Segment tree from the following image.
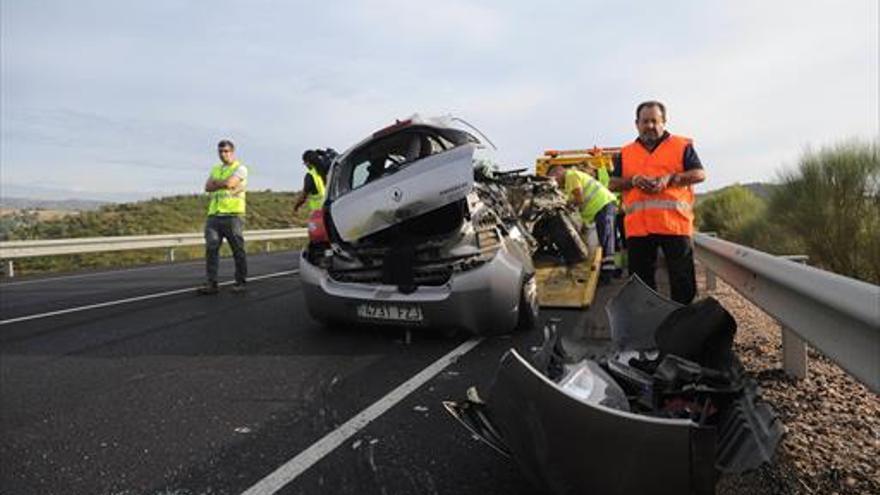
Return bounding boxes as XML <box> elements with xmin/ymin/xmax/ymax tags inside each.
<box><xmin>696</xmin><ymin>184</ymin><xmax>766</xmax><ymax>243</ymax></box>
<box><xmin>767</xmin><ymin>141</ymin><xmax>879</xmax><ymax>283</ymax></box>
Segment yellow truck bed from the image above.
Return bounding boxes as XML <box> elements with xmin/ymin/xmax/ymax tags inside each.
<box><xmin>535</xmin><ymin>246</ymin><xmax>602</xmax><ymax>308</ymax></box>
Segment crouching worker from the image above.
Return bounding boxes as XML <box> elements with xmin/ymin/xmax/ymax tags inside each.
<box><xmin>548</xmin><ymin>165</ymin><xmax>618</xmax><ymax>281</ymax></box>
<box><xmin>294</xmin><ymin>149</ymin><xmax>330</xmax><ymax>214</ymax></box>
<box><xmin>199</xmin><ymin>139</ymin><xmax>248</xmax><ymax>295</ymax></box>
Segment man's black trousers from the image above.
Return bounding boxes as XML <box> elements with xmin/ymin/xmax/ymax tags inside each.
<box><xmin>627</xmin><ymin>234</ymin><xmax>696</xmax><ymax>304</ymax></box>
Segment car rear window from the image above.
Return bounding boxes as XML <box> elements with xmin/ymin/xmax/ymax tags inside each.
<box><xmin>334</xmin><ymin>127</ymin><xmax>475</xmax><ymax>195</ymax></box>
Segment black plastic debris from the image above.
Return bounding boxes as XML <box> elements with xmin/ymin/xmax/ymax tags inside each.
<box><xmin>531</xmin><ymin>210</ymin><xmax>590</xmax><ymax>265</ymax></box>
<box><xmin>606</xmin><ymin>275</ymin><xmax>683</xmax><ymax>351</ymax></box>
<box><xmin>655</xmin><ymin>297</ymin><xmax>738</xmax><ymax>370</ymax></box>
<box><xmin>444</xmin><ymin>276</ymin><xmax>784</xmax><ymax>495</ymax></box>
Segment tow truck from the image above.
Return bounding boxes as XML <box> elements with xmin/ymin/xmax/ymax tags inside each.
<box><xmin>532</xmin><ymin>146</ymin><xmax>620</xmax><ymax>309</ymax></box>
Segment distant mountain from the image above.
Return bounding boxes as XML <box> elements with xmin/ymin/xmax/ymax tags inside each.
<box><xmin>0</xmin><ymin>197</ymin><xmax>110</xmax><ymax>211</ymax></box>
<box><xmin>0</xmin><ymin>183</ymin><xmax>180</xmax><ymax>204</ymax></box>
<box><xmin>697</xmin><ymin>182</ymin><xmax>778</xmax><ymax>204</ymax></box>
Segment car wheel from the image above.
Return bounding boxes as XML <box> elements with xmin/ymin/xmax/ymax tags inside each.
<box><xmin>517</xmin><ymin>275</ymin><xmax>539</xmax><ymax>331</ymax></box>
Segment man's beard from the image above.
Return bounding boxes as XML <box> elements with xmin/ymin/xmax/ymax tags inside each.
<box><xmin>640</xmin><ymin>134</ymin><xmax>660</xmax><ymax>146</ymax></box>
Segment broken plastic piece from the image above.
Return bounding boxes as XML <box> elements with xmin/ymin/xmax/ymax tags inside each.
<box><xmin>605</xmin><ymin>275</ymin><xmax>683</xmax><ymax>351</ymax></box>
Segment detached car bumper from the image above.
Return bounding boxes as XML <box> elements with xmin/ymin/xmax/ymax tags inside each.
<box><xmin>299</xmin><ymin>246</ymin><xmax>526</xmax><ymax>335</ymax></box>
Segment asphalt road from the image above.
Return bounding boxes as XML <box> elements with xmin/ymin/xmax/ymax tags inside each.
<box><xmin>0</xmin><ymin>252</ymin><xmax>596</xmax><ymax>495</ymax></box>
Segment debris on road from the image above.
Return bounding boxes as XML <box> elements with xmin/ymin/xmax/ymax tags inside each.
<box><xmin>445</xmin><ymin>276</ymin><xmax>784</xmax><ymax>495</ymax></box>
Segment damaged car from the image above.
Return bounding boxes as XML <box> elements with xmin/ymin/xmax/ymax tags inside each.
<box><xmin>444</xmin><ymin>276</ymin><xmax>784</xmax><ymax>495</ymax></box>
<box><xmin>300</xmin><ymin>115</ymin><xmax>580</xmax><ymax>335</ymax></box>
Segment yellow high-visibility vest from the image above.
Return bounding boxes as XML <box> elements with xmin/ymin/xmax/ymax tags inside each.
<box><xmin>207</xmin><ymin>161</ymin><xmax>247</xmax><ymax>216</ymax></box>
<box><xmin>306</xmin><ymin>166</ymin><xmax>326</xmax><ymax>213</ymax></box>
<box><xmin>597</xmin><ymin>166</ymin><xmax>621</xmax><ymax>206</ymax></box>
<box><xmin>564</xmin><ymin>169</ymin><xmax>616</xmax><ymax>222</ymax></box>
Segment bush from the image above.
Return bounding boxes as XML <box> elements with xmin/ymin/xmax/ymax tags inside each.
<box><xmin>767</xmin><ymin>141</ymin><xmax>879</xmax><ymax>283</ymax></box>
<box><xmin>696</xmin><ymin>185</ymin><xmax>766</xmax><ymax>243</ymax></box>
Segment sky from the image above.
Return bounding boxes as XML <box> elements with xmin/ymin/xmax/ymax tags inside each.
<box><xmin>1</xmin><ymin>0</ymin><xmax>877</xmax><ymax>201</ymax></box>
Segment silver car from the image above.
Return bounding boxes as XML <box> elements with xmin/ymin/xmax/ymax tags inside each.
<box><xmin>299</xmin><ymin>115</ymin><xmax>540</xmax><ymax>335</ymax></box>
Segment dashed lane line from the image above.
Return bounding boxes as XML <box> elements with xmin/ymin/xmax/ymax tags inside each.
<box><xmin>240</xmin><ymin>337</ymin><xmax>484</xmax><ymax>495</ymax></box>
<box><xmin>0</xmin><ymin>269</ymin><xmax>299</xmax><ymax>326</ymax></box>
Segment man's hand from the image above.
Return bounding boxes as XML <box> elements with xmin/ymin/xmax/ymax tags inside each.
<box><xmin>293</xmin><ymin>193</ymin><xmax>306</xmax><ymax>213</ymax></box>
<box><xmin>649</xmin><ymin>174</ymin><xmax>672</xmax><ymax>193</ymax></box>
<box><xmin>632</xmin><ymin>175</ymin><xmax>654</xmax><ymax>191</ymax></box>
<box><xmin>569</xmin><ymin>187</ymin><xmax>585</xmax><ymax>208</ymax></box>
<box><xmin>205</xmin><ymin>178</ymin><xmax>224</xmax><ymax>192</ymax></box>
<box><xmin>633</xmin><ymin>174</ymin><xmax>673</xmax><ymax>193</ymax></box>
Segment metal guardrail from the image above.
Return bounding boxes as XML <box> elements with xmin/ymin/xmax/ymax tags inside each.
<box><xmin>694</xmin><ymin>233</ymin><xmax>880</xmax><ymax>394</ymax></box>
<box><xmin>0</xmin><ymin>228</ymin><xmax>308</xmax><ymax>277</ymax></box>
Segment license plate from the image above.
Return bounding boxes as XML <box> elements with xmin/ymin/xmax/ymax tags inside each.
<box><xmin>356</xmin><ymin>303</ymin><xmax>424</xmax><ymax>323</ymax></box>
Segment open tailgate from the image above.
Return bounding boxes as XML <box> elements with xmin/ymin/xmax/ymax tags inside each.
<box><xmin>331</xmin><ymin>144</ymin><xmax>475</xmax><ymax>243</ymax></box>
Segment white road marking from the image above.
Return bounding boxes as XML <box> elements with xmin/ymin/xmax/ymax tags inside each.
<box><xmin>240</xmin><ymin>338</ymin><xmax>484</xmax><ymax>495</ymax></box>
<box><xmin>0</xmin><ymin>252</ymin><xmax>295</xmax><ymax>287</ymax></box>
<box><xmin>0</xmin><ymin>260</ymin><xmax>205</xmax><ymax>287</ymax></box>
<box><xmin>0</xmin><ymin>269</ymin><xmax>299</xmax><ymax>326</ymax></box>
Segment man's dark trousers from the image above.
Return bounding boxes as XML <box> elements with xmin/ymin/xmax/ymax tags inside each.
<box><xmin>205</xmin><ymin>215</ymin><xmax>247</xmax><ymax>284</ymax></box>
<box><xmin>627</xmin><ymin>234</ymin><xmax>696</xmax><ymax>304</ymax></box>
<box><xmin>593</xmin><ymin>202</ymin><xmax>617</xmax><ymax>271</ymax></box>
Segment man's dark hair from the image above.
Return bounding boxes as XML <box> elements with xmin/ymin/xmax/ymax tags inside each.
<box><xmin>217</xmin><ymin>139</ymin><xmax>235</xmax><ymax>150</ymax></box>
<box><xmin>635</xmin><ymin>101</ymin><xmax>667</xmax><ymax>121</ymax></box>
<box><xmin>302</xmin><ymin>149</ymin><xmax>320</xmax><ymax>166</ymax></box>
<box><xmin>547</xmin><ymin>164</ymin><xmax>566</xmax><ymax>176</ymax></box>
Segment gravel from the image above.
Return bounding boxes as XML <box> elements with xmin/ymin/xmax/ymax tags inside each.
<box><xmin>706</xmin><ymin>276</ymin><xmax>880</xmax><ymax>495</ymax></box>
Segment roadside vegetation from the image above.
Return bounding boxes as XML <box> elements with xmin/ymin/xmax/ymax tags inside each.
<box><xmin>696</xmin><ymin>140</ymin><xmax>880</xmax><ymax>284</ymax></box>
<box><xmin>1</xmin><ymin>191</ymin><xmax>309</xmax><ymax>276</ymax></box>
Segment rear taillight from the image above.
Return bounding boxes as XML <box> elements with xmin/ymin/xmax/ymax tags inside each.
<box><xmin>307</xmin><ymin>208</ymin><xmax>329</xmax><ymax>244</ymax></box>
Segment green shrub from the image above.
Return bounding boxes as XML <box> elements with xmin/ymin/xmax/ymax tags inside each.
<box><xmin>768</xmin><ymin>141</ymin><xmax>879</xmax><ymax>283</ymax></box>
<box><xmin>696</xmin><ymin>185</ymin><xmax>766</xmax><ymax>243</ymax></box>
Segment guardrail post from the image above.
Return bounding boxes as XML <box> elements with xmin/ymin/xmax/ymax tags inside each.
<box><xmin>266</xmin><ymin>241</ymin><xmax>272</xmax><ymax>253</ymax></box>
<box><xmin>778</xmin><ymin>255</ymin><xmax>809</xmax><ymax>380</ymax></box>
<box><xmin>781</xmin><ymin>326</ymin><xmax>808</xmax><ymax>380</ymax></box>
<box><xmin>4</xmin><ymin>260</ymin><xmax>13</xmax><ymax>278</ymax></box>
<box><xmin>699</xmin><ymin>233</ymin><xmax>718</xmax><ymax>292</ymax></box>
<box><xmin>705</xmin><ymin>268</ymin><xmax>716</xmax><ymax>291</ymax></box>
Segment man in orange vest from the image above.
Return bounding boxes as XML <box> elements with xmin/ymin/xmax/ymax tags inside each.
<box><xmin>609</xmin><ymin>101</ymin><xmax>706</xmax><ymax>304</ymax></box>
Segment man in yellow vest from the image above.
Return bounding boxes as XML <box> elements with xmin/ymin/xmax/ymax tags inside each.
<box><xmin>548</xmin><ymin>165</ymin><xmax>619</xmax><ymax>280</ymax></box>
<box><xmin>199</xmin><ymin>139</ymin><xmax>248</xmax><ymax>295</ymax></box>
<box><xmin>293</xmin><ymin>150</ymin><xmax>327</xmax><ymax>215</ymax></box>
<box><xmin>609</xmin><ymin>101</ymin><xmax>706</xmax><ymax>304</ymax></box>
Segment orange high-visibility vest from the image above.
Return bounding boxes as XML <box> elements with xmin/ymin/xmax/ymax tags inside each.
<box><xmin>620</xmin><ymin>135</ymin><xmax>695</xmax><ymax>237</ymax></box>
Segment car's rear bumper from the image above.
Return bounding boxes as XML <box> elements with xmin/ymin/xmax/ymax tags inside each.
<box><xmin>300</xmin><ymin>246</ymin><xmax>527</xmax><ymax>335</ymax></box>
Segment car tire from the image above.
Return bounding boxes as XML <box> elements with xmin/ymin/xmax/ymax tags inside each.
<box><xmin>516</xmin><ymin>275</ymin><xmax>539</xmax><ymax>331</ymax></box>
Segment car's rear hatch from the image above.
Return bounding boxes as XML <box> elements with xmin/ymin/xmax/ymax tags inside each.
<box><xmin>330</xmin><ymin>143</ymin><xmax>475</xmax><ymax>243</ymax></box>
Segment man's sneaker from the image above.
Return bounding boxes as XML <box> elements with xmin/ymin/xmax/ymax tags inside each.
<box><xmin>197</xmin><ymin>282</ymin><xmax>219</xmax><ymax>295</ymax></box>
<box><xmin>231</xmin><ymin>282</ymin><xmax>247</xmax><ymax>293</ymax></box>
